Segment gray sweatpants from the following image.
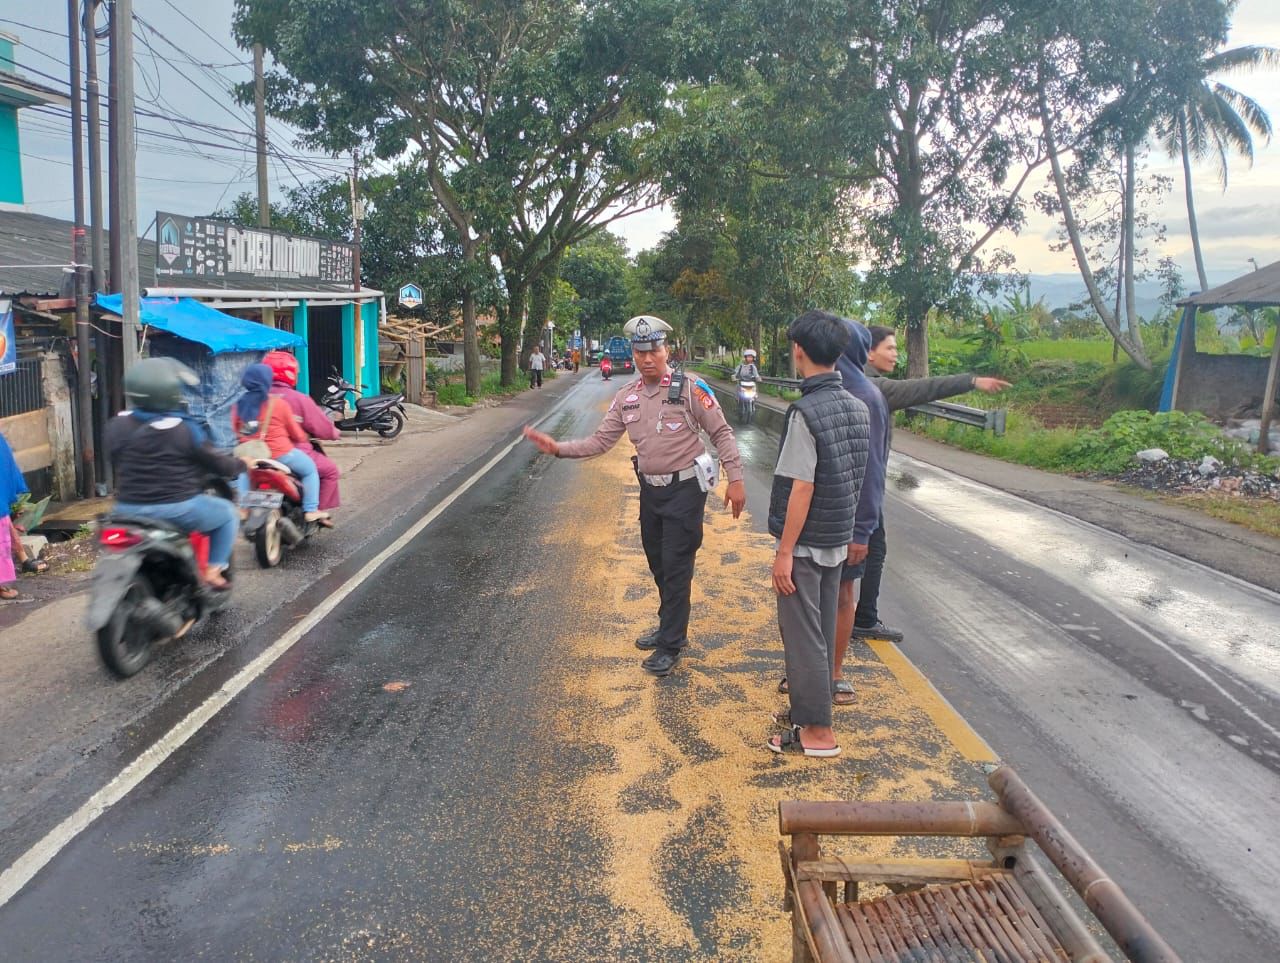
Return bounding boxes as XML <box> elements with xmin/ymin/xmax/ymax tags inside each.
<box><xmin>777</xmin><ymin>554</ymin><xmax>841</xmax><ymax>728</ymax></box>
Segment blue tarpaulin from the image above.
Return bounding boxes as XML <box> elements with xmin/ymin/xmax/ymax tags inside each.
<box><xmin>94</xmin><ymin>294</ymin><xmax>304</xmax><ymax>354</ymax></box>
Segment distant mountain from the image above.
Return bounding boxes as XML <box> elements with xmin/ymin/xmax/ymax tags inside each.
<box><xmin>977</xmin><ymin>271</ymin><xmax>1243</xmax><ymax>320</ymax></box>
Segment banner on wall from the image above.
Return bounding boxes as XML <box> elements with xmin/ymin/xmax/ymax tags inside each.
<box><xmin>154</xmin><ymin>211</ymin><xmax>357</xmax><ymax>288</ymax></box>
<box><xmin>0</xmin><ymin>298</ymin><xmax>15</xmax><ymax>375</ymax></box>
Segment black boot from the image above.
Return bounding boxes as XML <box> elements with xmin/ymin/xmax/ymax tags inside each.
<box><xmin>634</xmin><ymin>628</ymin><xmax>661</xmax><ymax>650</ymax></box>
<box><xmin>641</xmin><ymin>649</ymin><xmax>681</xmax><ymax>676</ymax></box>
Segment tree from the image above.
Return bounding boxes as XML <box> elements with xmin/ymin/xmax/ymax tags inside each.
<box><xmin>1034</xmin><ymin>0</ymin><xmax>1231</xmax><ymax>369</ymax></box>
<box><xmin>235</xmin><ymin>0</ymin><xmax>683</xmax><ymax>394</ymax></box>
<box><xmin>1155</xmin><ymin>45</ymin><xmax>1279</xmax><ymax>292</ymax></box>
<box><xmin>560</xmin><ymin>232</ymin><xmax>631</xmax><ymax>345</ymax></box>
<box><xmin>215</xmin><ymin>167</ymin><xmax>483</xmax><ymax>328</ymax></box>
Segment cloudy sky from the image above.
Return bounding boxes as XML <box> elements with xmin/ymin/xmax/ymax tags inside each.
<box><xmin>5</xmin><ymin>0</ymin><xmax>1278</xmax><ymax>281</ymax></box>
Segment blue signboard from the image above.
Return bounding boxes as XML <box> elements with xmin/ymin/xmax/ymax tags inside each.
<box><xmin>398</xmin><ymin>283</ymin><xmax>423</xmax><ymax>309</ymax></box>
<box><xmin>0</xmin><ymin>298</ymin><xmax>15</xmax><ymax>375</ymax></box>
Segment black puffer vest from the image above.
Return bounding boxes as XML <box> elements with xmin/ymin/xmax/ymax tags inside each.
<box><xmin>768</xmin><ymin>372</ymin><xmax>869</xmax><ymax>548</ymax></box>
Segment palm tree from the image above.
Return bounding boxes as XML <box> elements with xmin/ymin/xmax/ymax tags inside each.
<box><xmin>1157</xmin><ymin>45</ymin><xmax>1280</xmax><ymax>293</ymax></box>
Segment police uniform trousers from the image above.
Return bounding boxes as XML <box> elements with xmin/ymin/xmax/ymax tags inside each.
<box><xmin>638</xmin><ymin>475</ymin><xmax>707</xmax><ymax>653</ymax></box>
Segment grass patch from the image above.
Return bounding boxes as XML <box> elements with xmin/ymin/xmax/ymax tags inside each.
<box><xmin>435</xmin><ymin>367</ymin><xmax>547</xmax><ymax>407</ymax></box>
<box><xmin>1123</xmin><ymin>488</ymin><xmax>1280</xmax><ymax>540</ymax></box>
<box><xmin>932</xmin><ymin>337</ymin><xmax>1120</xmax><ymax>364</ymax></box>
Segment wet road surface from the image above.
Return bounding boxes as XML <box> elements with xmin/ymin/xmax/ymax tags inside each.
<box><xmin>2</xmin><ymin>374</ymin><xmax>1277</xmax><ymax>960</ymax></box>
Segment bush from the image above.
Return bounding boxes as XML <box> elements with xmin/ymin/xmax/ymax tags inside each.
<box><xmin>1062</xmin><ymin>410</ymin><xmax>1275</xmax><ymax>475</ymax></box>
<box><xmin>436</xmin><ymin>383</ymin><xmax>472</xmax><ymax>406</ymax></box>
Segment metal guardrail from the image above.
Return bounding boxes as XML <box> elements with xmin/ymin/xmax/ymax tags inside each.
<box><xmin>697</xmin><ymin>362</ymin><xmax>1006</xmax><ymax>435</ymax></box>
<box><xmin>905</xmin><ymin>400</ymin><xmax>1006</xmax><ymax>436</ymax></box>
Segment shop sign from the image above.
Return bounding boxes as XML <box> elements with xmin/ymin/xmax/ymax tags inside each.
<box><xmin>0</xmin><ymin>299</ymin><xmax>14</xmax><ymax>375</ymax></box>
<box><xmin>154</xmin><ymin>211</ymin><xmax>356</xmax><ymax>287</ymax></box>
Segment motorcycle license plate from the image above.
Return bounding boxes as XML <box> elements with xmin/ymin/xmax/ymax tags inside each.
<box><xmin>241</xmin><ymin>491</ymin><xmax>284</xmax><ymax>509</ymax></box>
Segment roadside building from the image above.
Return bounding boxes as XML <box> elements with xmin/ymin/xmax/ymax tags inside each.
<box><xmin>149</xmin><ymin>211</ymin><xmax>382</xmax><ymax>401</ymax></box>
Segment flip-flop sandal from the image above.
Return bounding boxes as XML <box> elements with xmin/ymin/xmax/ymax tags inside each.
<box><xmin>777</xmin><ymin>677</ymin><xmax>789</xmax><ymax>694</ymax></box>
<box><xmin>771</xmin><ymin>709</ymin><xmax>793</xmax><ymax>728</ymax></box>
<box><xmin>767</xmin><ymin>725</ymin><xmax>841</xmax><ymax>758</ymax></box>
<box><xmin>832</xmin><ymin>680</ymin><xmax>856</xmax><ymax>705</ymax></box>
<box><xmin>21</xmin><ymin>558</ymin><xmax>49</xmax><ymax>574</ymax></box>
<box><xmin>0</xmin><ymin>587</ymin><xmax>19</xmax><ymax>601</ymax></box>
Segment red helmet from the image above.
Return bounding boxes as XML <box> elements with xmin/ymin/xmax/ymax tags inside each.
<box><xmin>262</xmin><ymin>350</ymin><xmax>299</xmax><ymax>388</ymax></box>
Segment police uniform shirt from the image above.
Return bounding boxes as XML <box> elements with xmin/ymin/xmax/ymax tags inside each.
<box><xmin>557</xmin><ymin>372</ymin><xmax>744</xmax><ymax>483</ymax></box>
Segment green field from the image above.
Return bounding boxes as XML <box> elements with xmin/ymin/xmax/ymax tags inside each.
<box><xmin>931</xmin><ymin>337</ymin><xmax>1120</xmax><ymax>364</ymax></box>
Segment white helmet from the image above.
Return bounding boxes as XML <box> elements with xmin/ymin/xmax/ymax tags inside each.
<box><xmin>743</xmin><ymin>348</ymin><xmax>757</xmax><ymax>358</ymax></box>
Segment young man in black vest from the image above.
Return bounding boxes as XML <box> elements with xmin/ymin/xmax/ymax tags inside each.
<box><xmin>767</xmin><ymin>311</ymin><xmax>869</xmax><ymax>757</ymax></box>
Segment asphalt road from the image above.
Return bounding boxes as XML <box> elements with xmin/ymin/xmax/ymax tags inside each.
<box><xmin>1</xmin><ymin>373</ymin><xmax>1276</xmax><ymax>960</ymax></box>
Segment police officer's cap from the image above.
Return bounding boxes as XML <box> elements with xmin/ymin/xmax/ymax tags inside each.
<box><xmin>624</xmin><ymin>315</ymin><xmax>673</xmax><ymax>352</ymax></box>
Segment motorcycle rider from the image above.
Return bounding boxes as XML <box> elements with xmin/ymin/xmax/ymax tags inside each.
<box><xmin>734</xmin><ymin>349</ymin><xmax>760</xmax><ymax>382</ymax></box>
<box><xmin>262</xmin><ymin>350</ymin><xmax>343</xmax><ymax>513</ymax></box>
<box><xmin>600</xmin><ymin>353</ymin><xmax>613</xmax><ymax>379</ymax></box>
<box><xmin>106</xmin><ymin>358</ymin><xmax>249</xmax><ymax>590</ymax></box>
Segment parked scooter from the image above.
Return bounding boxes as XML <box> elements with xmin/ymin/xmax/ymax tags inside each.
<box><xmin>321</xmin><ymin>370</ymin><xmax>406</xmax><ymax>439</ymax></box>
<box><xmin>87</xmin><ymin>480</ymin><xmax>236</xmax><ymax>677</ymax></box>
<box><xmin>737</xmin><ymin>379</ymin><xmax>758</xmax><ymax>424</ymax></box>
<box><xmin>241</xmin><ymin>456</ymin><xmax>325</xmax><ymax>568</ymax></box>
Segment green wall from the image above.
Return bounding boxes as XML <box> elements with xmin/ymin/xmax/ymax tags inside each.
<box><xmin>292</xmin><ymin>301</ymin><xmax>310</xmax><ymax>395</ymax></box>
<box><xmin>0</xmin><ymin>105</ymin><xmax>23</xmax><ymax>204</ymax></box>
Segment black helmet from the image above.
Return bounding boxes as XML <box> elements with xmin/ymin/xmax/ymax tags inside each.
<box><xmin>124</xmin><ymin>357</ymin><xmax>198</xmax><ymax>412</ymax></box>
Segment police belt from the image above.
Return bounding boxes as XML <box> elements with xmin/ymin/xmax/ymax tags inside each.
<box><xmin>640</xmin><ymin>465</ymin><xmax>699</xmax><ymax>487</ymax></box>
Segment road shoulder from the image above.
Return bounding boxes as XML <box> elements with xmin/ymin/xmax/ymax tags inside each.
<box><xmin>701</xmin><ymin>371</ymin><xmax>1280</xmax><ymax>594</ymax></box>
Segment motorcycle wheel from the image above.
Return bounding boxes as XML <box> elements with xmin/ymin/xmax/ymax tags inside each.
<box><xmin>97</xmin><ymin>579</ymin><xmax>157</xmax><ymax>678</ymax></box>
<box><xmin>376</xmin><ymin>409</ymin><xmax>405</xmax><ymax>439</ymax></box>
<box><xmin>254</xmin><ymin>510</ymin><xmax>284</xmax><ymax>568</ymax></box>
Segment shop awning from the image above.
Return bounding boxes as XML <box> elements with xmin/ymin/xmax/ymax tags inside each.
<box><xmin>94</xmin><ymin>294</ymin><xmax>305</xmax><ymax>354</ymax></box>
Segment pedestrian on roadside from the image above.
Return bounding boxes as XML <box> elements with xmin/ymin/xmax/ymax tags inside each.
<box><xmin>851</xmin><ymin>325</ymin><xmax>1011</xmax><ymax>643</ymax></box>
<box><xmin>778</xmin><ymin>317</ymin><xmax>888</xmax><ymax>706</ymax></box>
<box><xmin>529</xmin><ymin>346</ymin><xmax>546</xmax><ymax>388</ymax></box>
<box><xmin>522</xmin><ymin>315</ymin><xmax>747</xmax><ymax>677</ymax></box>
<box><xmin>767</xmin><ymin>311</ymin><xmax>869</xmax><ymax>757</ymax></box>
<box><xmin>571</xmin><ymin>348</ymin><xmax>581</xmax><ymax>372</ymax></box>
<box><xmin>0</xmin><ymin>429</ymin><xmax>29</xmax><ymax>601</ymax></box>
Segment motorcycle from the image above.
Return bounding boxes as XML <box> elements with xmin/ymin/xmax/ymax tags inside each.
<box><xmin>241</xmin><ymin>456</ymin><xmax>325</xmax><ymax>568</ymax></box>
<box><xmin>600</xmin><ymin>357</ymin><xmax>613</xmax><ymax>380</ymax></box>
<box><xmin>737</xmin><ymin>379</ymin><xmax>758</xmax><ymax>424</ymax></box>
<box><xmin>87</xmin><ymin>481</ymin><xmax>236</xmax><ymax>678</ymax></box>
<box><xmin>321</xmin><ymin>370</ymin><xmax>406</xmax><ymax>439</ymax></box>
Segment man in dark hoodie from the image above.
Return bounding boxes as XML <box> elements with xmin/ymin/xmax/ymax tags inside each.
<box><xmin>853</xmin><ymin>325</ymin><xmax>1010</xmax><ymax>642</ymax></box>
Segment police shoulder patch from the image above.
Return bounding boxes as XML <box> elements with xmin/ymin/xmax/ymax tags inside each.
<box><xmin>692</xmin><ymin>379</ymin><xmax>717</xmax><ymax>410</ymax></box>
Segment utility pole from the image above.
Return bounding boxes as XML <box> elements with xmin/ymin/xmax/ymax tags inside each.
<box><xmin>84</xmin><ymin>0</ymin><xmax>110</xmax><ymax>486</ymax></box>
<box><xmin>68</xmin><ymin>0</ymin><xmax>95</xmax><ymax>498</ymax></box>
<box><xmin>349</xmin><ymin>149</ymin><xmax>362</xmax><ymax>293</ymax></box>
<box><xmin>253</xmin><ymin>42</ymin><xmax>274</xmax><ymax>328</ymax></box>
<box><xmin>112</xmin><ymin>0</ymin><xmax>140</xmax><ymax>367</ymax></box>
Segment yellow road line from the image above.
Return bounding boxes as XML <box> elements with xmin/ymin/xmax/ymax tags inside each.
<box><xmin>866</xmin><ymin>639</ymin><xmax>998</xmax><ymax>764</ymax></box>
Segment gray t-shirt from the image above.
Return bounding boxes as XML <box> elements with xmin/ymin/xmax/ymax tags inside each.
<box><xmin>530</xmin><ymin>352</ymin><xmax>545</xmax><ymax>371</ymax></box>
<box><xmin>774</xmin><ymin>411</ymin><xmax>847</xmax><ymax>567</ymax></box>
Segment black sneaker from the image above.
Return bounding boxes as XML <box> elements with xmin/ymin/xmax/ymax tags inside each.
<box><xmin>852</xmin><ymin>621</ymin><xmax>904</xmax><ymax>643</ymax></box>
<box><xmin>641</xmin><ymin>649</ymin><xmax>681</xmax><ymax>676</ymax></box>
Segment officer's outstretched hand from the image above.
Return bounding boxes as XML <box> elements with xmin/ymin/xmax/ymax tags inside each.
<box><xmin>522</xmin><ymin>425</ymin><xmax>560</xmax><ymax>456</ymax></box>
<box><xmin>723</xmin><ymin>479</ymin><xmax>747</xmax><ymax>519</ymax></box>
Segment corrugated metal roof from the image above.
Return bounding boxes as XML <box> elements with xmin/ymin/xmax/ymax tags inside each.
<box><xmin>0</xmin><ymin>210</ymin><xmax>155</xmax><ymax>298</ymax></box>
<box><xmin>1180</xmin><ymin>259</ymin><xmax>1280</xmax><ymax>308</ymax></box>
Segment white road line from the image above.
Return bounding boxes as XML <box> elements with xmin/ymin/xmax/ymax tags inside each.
<box><xmin>0</xmin><ymin>388</ymin><xmax>584</xmax><ymax>908</ymax></box>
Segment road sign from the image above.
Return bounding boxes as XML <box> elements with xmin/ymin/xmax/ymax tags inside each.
<box><xmin>398</xmin><ymin>283</ymin><xmax>423</xmax><ymax>309</ymax></box>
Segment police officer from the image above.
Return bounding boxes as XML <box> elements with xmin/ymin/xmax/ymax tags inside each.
<box><xmin>523</xmin><ymin>315</ymin><xmax>747</xmax><ymax>676</ymax></box>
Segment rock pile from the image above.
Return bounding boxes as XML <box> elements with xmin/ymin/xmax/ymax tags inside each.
<box><xmin>1116</xmin><ymin>455</ymin><xmax>1280</xmax><ymax>499</ymax></box>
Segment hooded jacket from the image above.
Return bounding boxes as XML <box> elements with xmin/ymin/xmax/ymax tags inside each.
<box><xmin>834</xmin><ymin>321</ymin><xmax>890</xmax><ymax>544</ymax></box>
